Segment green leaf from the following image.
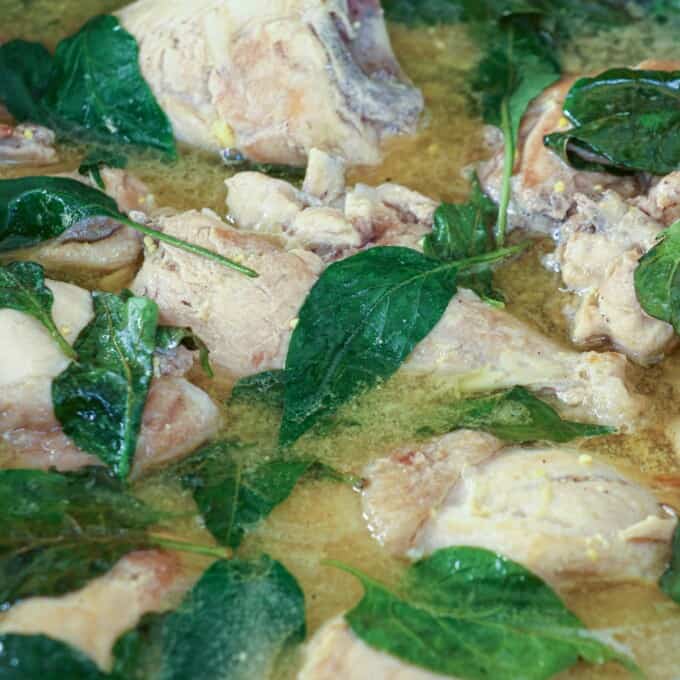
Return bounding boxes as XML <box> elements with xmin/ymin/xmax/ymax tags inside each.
<box><xmin>177</xmin><ymin>440</ymin><xmax>330</xmax><ymax>548</ymax></box>
<box><xmin>280</xmin><ymin>245</ymin><xmax>524</xmax><ymax>447</ymax></box>
<box><xmin>544</xmin><ymin>68</ymin><xmax>680</xmax><ymax>175</ymax></box>
<box><xmin>78</xmin><ymin>148</ymin><xmax>128</xmax><ymax>190</ymax></box>
<box><xmin>0</xmin><ymin>176</ymin><xmax>258</xmax><ymax>275</ymax></box>
<box><xmin>335</xmin><ymin>547</ymin><xmax>641</xmax><ymax>680</ymax></box>
<box><xmin>0</xmin><ymin>261</ymin><xmax>76</xmax><ymax>360</ymax></box>
<box><xmin>52</xmin><ymin>292</ymin><xmax>158</xmax><ymax>479</ymax></box>
<box><xmin>0</xmin><ymin>40</ymin><xmax>52</xmax><ymax>122</ymax></box>
<box><xmin>155</xmin><ymin>325</ymin><xmax>213</xmax><ymax>378</ymax></box>
<box><xmin>0</xmin><ymin>16</ymin><xmax>176</xmax><ymax>158</ymax></box>
<box><xmin>280</xmin><ymin>246</ymin><xmax>458</xmax><ymax>446</ymax></box>
<box><xmin>0</xmin><ymin>634</ymin><xmax>107</xmax><ymax>679</ymax></box>
<box><xmin>660</xmin><ymin>521</ymin><xmax>680</xmax><ymax>603</ymax></box>
<box><xmin>437</xmin><ymin>386</ymin><xmax>615</xmax><ymax>442</ymax></box>
<box><xmin>423</xmin><ymin>177</ymin><xmax>503</xmax><ymax>304</ymax></box>
<box><xmin>158</xmin><ymin>557</ymin><xmax>305</xmax><ymax>680</ymax></box>
<box><xmin>0</xmin><ymin>467</ymin><xmax>159</xmax><ymax>609</ymax></box>
<box><xmin>634</xmin><ymin>220</ymin><xmax>680</xmax><ymax>333</ymax></box>
<box><xmin>473</xmin><ymin>15</ymin><xmax>560</xmax><ymax>244</ymax></box>
<box><xmin>231</xmin><ymin>370</ymin><xmax>286</xmax><ymax>408</ymax></box>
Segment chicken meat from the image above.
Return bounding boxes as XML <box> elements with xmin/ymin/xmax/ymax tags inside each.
<box><xmin>116</xmin><ymin>0</ymin><xmax>423</xmax><ymax>166</ymax></box>
<box><xmin>0</xmin><ymin>123</ymin><xmax>58</xmax><ymax>165</ymax></box>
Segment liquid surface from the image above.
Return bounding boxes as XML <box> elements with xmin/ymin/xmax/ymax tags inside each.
<box><xmin>2</xmin><ymin>2</ymin><xmax>680</xmax><ymax>678</ymax></box>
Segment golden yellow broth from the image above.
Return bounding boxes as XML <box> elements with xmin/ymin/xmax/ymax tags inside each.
<box><xmin>3</xmin><ymin>2</ymin><xmax>680</xmax><ymax>678</ymax></box>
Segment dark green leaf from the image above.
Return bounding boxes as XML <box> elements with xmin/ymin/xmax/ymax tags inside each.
<box><xmin>177</xmin><ymin>440</ymin><xmax>328</xmax><ymax>548</ymax></box>
<box><xmin>438</xmin><ymin>386</ymin><xmax>615</xmax><ymax>442</ymax></box>
<box><xmin>634</xmin><ymin>220</ymin><xmax>680</xmax><ymax>333</ymax></box>
<box><xmin>111</xmin><ymin>614</ymin><xmax>165</xmax><ymax>680</ymax></box>
<box><xmin>0</xmin><ymin>16</ymin><xmax>176</xmax><ymax>158</ymax></box>
<box><xmin>280</xmin><ymin>246</ymin><xmax>459</xmax><ymax>446</ymax></box>
<box><xmin>544</xmin><ymin>68</ymin><xmax>680</xmax><ymax>175</ymax></box>
<box><xmin>0</xmin><ymin>634</ymin><xmax>106</xmax><ymax>679</ymax></box>
<box><xmin>660</xmin><ymin>521</ymin><xmax>680</xmax><ymax>603</ymax></box>
<box><xmin>0</xmin><ymin>261</ymin><xmax>76</xmax><ymax>360</ymax></box>
<box><xmin>0</xmin><ymin>468</ymin><xmax>158</xmax><ymax>609</ymax></box>
<box><xmin>336</xmin><ymin>547</ymin><xmax>641</xmax><ymax>679</ymax></box>
<box><xmin>159</xmin><ymin>557</ymin><xmax>305</xmax><ymax>680</ymax></box>
<box><xmin>231</xmin><ymin>370</ymin><xmax>286</xmax><ymax>408</ymax></box>
<box><xmin>52</xmin><ymin>292</ymin><xmax>158</xmax><ymax>479</ymax></box>
<box><xmin>0</xmin><ymin>176</ymin><xmax>259</xmax><ymax>276</ymax></box>
<box><xmin>0</xmin><ymin>40</ymin><xmax>52</xmax><ymax>122</ymax></box>
<box><xmin>423</xmin><ymin>177</ymin><xmax>503</xmax><ymax>304</ymax></box>
<box><xmin>78</xmin><ymin>149</ymin><xmax>128</xmax><ymax>190</ymax></box>
<box><xmin>222</xmin><ymin>152</ymin><xmax>306</xmax><ymax>182</ymax></box>
<box><xmin>155</xmin><ymin>326</ymin><xmax>213</xmax><ymax>378</ymax></box>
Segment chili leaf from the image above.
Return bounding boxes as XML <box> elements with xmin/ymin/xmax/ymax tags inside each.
<box><xmin>231</xmin><ymin>370</ymin><xmax>286</xmax><ymax>408</ymax></box>
<box><xmin>0</xmin><ymin>634</ymin><xmax>106</xmax><ymax>680</ymax></box>
<box><xmin>0</xmin><ymin>467</ymin><xmax>159</xmax><ymax>609</ymax></box>
<box><xmin>78</xmin><ymin>148</ymin><xmax>128</xmax><ymax>190</ymax></box>
<box><xmin>634</xmin><ymin>220</ymin><xmax>680</xmax><ymax>332</ymax></box>
<box><xmin>52</xmin><ymin>292</ymin><xmax>158</xmax><ymax>479</ymax></box>
<box><xmin>0</xmin><ymin>40</ymin><xmax>52</xmax><ymax>122</ymax></box>
<box><xmin>334</xmin><ymin>547</ymin><xmax>641</xmax><ymax>679</ymax></box>
<box><xmin>177</xmin><ymin>440</ymin><xmax>336</xmax><ymax>548</ymax></box>
<box><xmin>158</xmin><ymin>557</ymin><xmax>305</xmax><ymax>680</ymax></box>
<box><xmin>423</xmin><ymin>176</ymin><xmax>503</xmax><ymax>304</ymax></box>
<box><xmin>544</xmin><ymin>68</ymin><xmax>680</xmax><ymax>175</ymax></box>
<box><xmin>0</xmin><ymin>176</ymin><xmax>257</xmax><ymax>275</ymax></box>
<box><xmin>155</xmin><ymin>325</ymin><xmax>213</xmax><ymax>378</ymax></box>
<box><xmin>0</xmin><ymin>261</ymin><xmax>76</xmax><ymax>360</ymax></box>
<box><xmin>660</xmin><ymin>521</ymin><xmax>680</xmax><ymax>603</ymax></box>
<box><xmin>431</xmin><ymin>386</ymin><xmax>614</xmax><ymax>442</ymax></box>
<box><xmin>0</xmin><ymin>16</ymin><xmax>176</xmax><ymax>158</ymax></box>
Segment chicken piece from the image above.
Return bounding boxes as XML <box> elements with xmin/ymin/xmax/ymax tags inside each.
<box><xmin>0</xmin><ymin>123</ymin><xmax>58</xmax><ymax>165</ymax></box>
<box><xmin>362</xmin><ymin>430</ymin><xmax>676</xmax><ymax>586</ymax></box>
<box><xmin>635</xmin><ymin>170</ymin><xmax>680</xmax><ymax>226</ymax></box>
<box><xmin>0</xmin><ymin>550</ymin><xmax>189</xmax><ymax>671</ymax></box>
<box><xmin>116</xmin><ymin>0</ymin><xmax>422</xmax><ymax>166</ymax></box>
<box><xmin>10</xmin><ymin>168</ymin><xmax>151</xmax><ymax>274</ymax></box>
<box><xmin>299</xmin><ymin>616</ymin><xmax>447</xmax><ymax>680</ymax></box>
<box><xmin>132</xmin><ymin>208</ymin><xmax>324</xmax><ymax>377</ymax></box>
<box><xmin>546</xmin><ymin>192</ymin><xmax>675</xmax><ymax>364</ymax></box>
<box><xmin>225</xmin><ymin>148</ymin><xmax>436</xmax><ymax>259</ymax></box>
<box><xmin>0</xmin><ymin>280</ymin><xmax>220</xmax><ymax>477</ymax></box>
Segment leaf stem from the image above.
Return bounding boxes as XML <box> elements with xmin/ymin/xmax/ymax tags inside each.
<box><xmin>446</xmin><ymin>240</ymin><xmax>530</xmax><ymax>272</ymax></box>
<box><xmin>149</xmin><ymin>534</ymin><xmax>233</xmax><ymax>560</ymax></box>
<box><xmin>48</xmin><ymin>322</ymin><xmax>79</xmax><ymax>361</ymax></box>
<box><xmin>495</xmin><ymin>97</ymin><xmax>515</xmax><ymax>248</ymax></box>
<box><xmin>119</xmin><ymin>216</ymin><xmax>259</xmax><ymax>278</ymax></box>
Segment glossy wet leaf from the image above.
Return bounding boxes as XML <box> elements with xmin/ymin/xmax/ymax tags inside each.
<box><xmin>52</xmin><ymin>292</ymin><xmax>158</xmax><ymax>479</ymax></box>
<box><xmin>660</xmin><ymin>521</ymin><xmax>680</xmax><ymax>603</ymax></box>
<box><xmin>336</xmin><ymin>547</ymin><xmax>641</xmax><ymax>679</ymax></box>
<box><xmin>0</xmin><ymin>634</ymin><xmax>106</xmax><ymax>679</ymax></box>
<box><xmin>0</xmin><ymin>467</ymin><xmax>159</xmax><ymax>609</ymax></box>
<box><xmin>155</xmin><ymin>326</ymin><xmax>213</xmax><ymax>378</ymax></box>
<box><xmin>177</xmin><ymin>440</ymin><xmax>335</xmax><ymax>548</ymax></box>
<box><xmin>0</xmin><ymin>261</ymin><xmax>76</xmax><ymax>359</ymax></box>
<box><xmin>231</xmin><ymin>370</ymin><xmax>286</xmax><ymax>408</ymax></box>
<box><xmin>423</xmin><ymin>176</ymin><xmax>503</xmax><ymax>304</ymax></box>
<box><xmin>0</xmin><ymin>16</ymin><xmax>176</xmax><ymax>157</ymax></box>
<box><xmin>634</xmin><ymin>220</ymin><xmax>680</xmax><ymax>333</ymax></box>
<box><xmin>159</xmin><ymin>557</ymin><xmax>305</xmax><ymax>680</ymax></box>
<box><xmin>544</xmin><ymin>68</ymin><xmax>680</xmax><ymax>174</ymax></box>
<box><xmin>438</xmin><ymin>386</ymin><xmax>614</xmax><ymax>442</ymax></box>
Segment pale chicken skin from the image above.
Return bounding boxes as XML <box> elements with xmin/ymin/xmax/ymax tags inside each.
<box><xmin>0</xmin><ymin>550</ymin><xmax>191</xmax><ymax>671</ymax></box>
<box><xmin>116</xmin><ymin>0</ymin><xmax>423</xmax><ymax>165</ymax></box>
<box><xmin>134</xmin><ymin>158</ymin><xmax>644</xmax><ymax>430</ymax></box>
<box><xmin>362</xmin><ymin>430</ymin><xmax>675</xmax><ymax>585</ymax></box>
<box><xmin>0</xmin><ymin>123</ymin><xmax>58</xmax><ymax>165</ymax></box>
<box><xmin>0</xmin><ymin>280</ymin><xmax>220</xmax><ymax>477</ymax></box>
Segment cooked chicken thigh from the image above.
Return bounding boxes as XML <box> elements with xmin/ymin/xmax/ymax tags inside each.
<box><xmin>0</xmin><ymin>123</ymin><xmax>58</xmax><ymax>165</ymax></box>
<box><xmin>116</xmin><ymin>0</ymin><xmax>422</xmax><ymax>165</ymax></box>
<box><xmin>0</xmin><ymin>280</ymin><xmax>220</xmax><ymax>477</ymax></box>
<box><xmin>362</xmin><ymin>430</ymin><xmax>675</xmax><ymax>585</ymax></box>
<box><xmin>0</xmin><ymin>550</ymin><xmax>189</xmax><ymax>671</ymax></box>
<box><xmin>299</xmin><ymin>616</ymin><xmax>448</xmax><ymax>680</ymax></box>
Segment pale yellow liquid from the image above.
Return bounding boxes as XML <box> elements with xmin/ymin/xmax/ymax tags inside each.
<box><xmin>2</xmin><ymin>2</ymin><xmax>680</xmax><ymax>678</ymax></box>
